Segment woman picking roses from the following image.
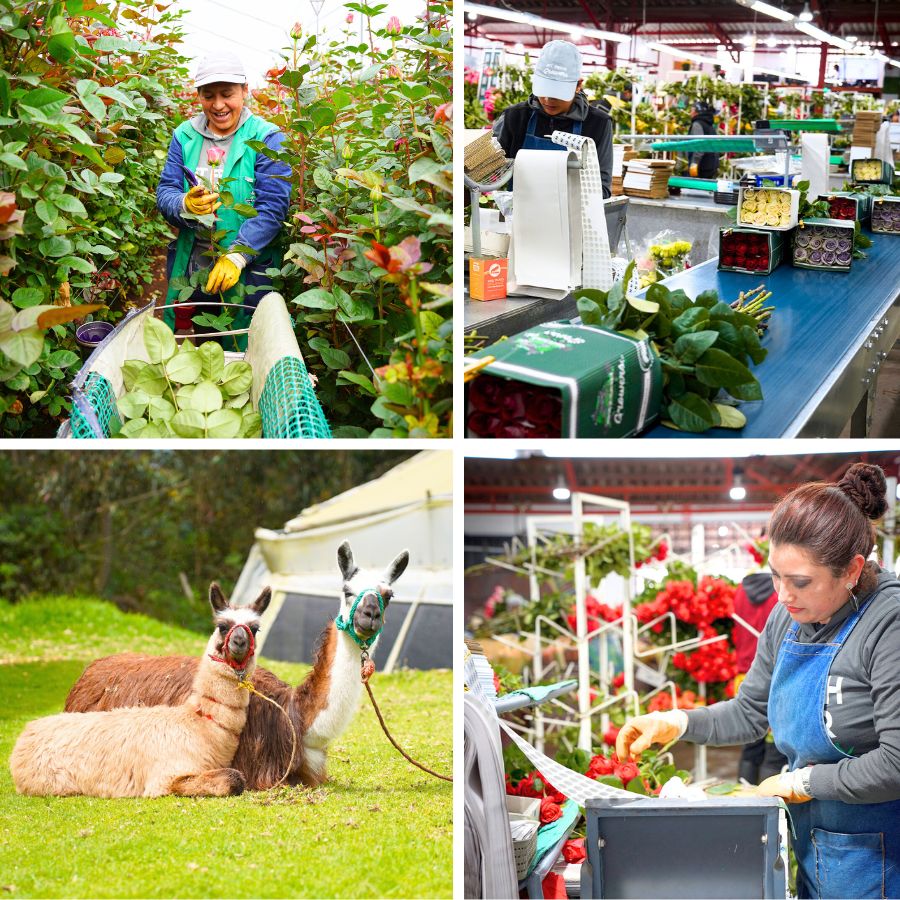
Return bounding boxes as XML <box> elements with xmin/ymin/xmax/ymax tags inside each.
<box><xmin>156</xmin><ymin>51</ymin><xmax>291</xmax><ymax>347</ymax></box>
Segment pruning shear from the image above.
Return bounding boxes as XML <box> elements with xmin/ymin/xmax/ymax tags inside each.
<box><xmin>182</xmin><ymin>165</ymin><xmax>199</xmax><ymax>187</ymax></box>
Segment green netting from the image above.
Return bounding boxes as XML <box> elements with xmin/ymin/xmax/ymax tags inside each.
<box><xmin>650</xmin><ymin>138</ymin><xmax>757</xmax><ymax>152</ymax></box>
<box><xmin>770</xmin><ymin>119</ymin><xmax>841</xmax><ymax>132</ymax></box>
<box><xmin>259</xmin><ymin>355</ymin><xmax>331</xmax><ymax>439</ymax></box>
<box><xmin>70</xmin><ymin>371</ymin><xmax>120</xmax><ymax>439</ymax></box>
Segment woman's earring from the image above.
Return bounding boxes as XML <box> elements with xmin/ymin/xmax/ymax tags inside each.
<box><xmin>847</xmin><ymin>583</ymin><xmax>859</xmax><ymax>611</ymax></box>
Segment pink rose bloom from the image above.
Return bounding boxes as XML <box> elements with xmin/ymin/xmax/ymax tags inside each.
<box><xmin>346</xmin><ymin>12</ymin><xmax>354</xmax><ymax>23</ymax></box>
<box><xmin>206</xmin><ymin>146</ymin><xmax>226</xmax><ymax>166</ymax></box>
<box><xmin>290</xmin><ymin>21</ymin><xmax>302</xmax><ymax>39</ymax></box>
<box><xmin>386</xmin><ymin>15</ymin><xmax>402</xmax><ymax>34</ymax></box>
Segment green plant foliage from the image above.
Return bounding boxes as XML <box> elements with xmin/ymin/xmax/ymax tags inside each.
<box><xmin>115</xmin><ymin>317</ymin><xmax>261</xmax><ymax>438</ymax></box>
<box><xmin>575</xmin><ymin>261</ymin><xmax>766</xmax><ymax>433</ymax></box>
<box><xmin>0</xmin><ymin>1</ymin><xmax>192</xmax><ymax>435</ymax></box>
<box><xmin>253</xmin><ymin>5</ymin><xmax>452</xmax><ymax>437</ymax></box>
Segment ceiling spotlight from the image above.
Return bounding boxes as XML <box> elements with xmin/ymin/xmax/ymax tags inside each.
<box><xmin>718</xmin><ymin>525</ymin><xmax>729</xmax><ymax>537</ymax></box>
<box><xmin>766</xmin><ymin>35</ymin><xmax>777</xmax><ymax>47</ymax></box>
<box><xmin>740</xmin><ymin>33</ymin><xmax>756</xmax><ymax>46</ymax></box>
<box><xmin>798</xmin><ymin>2</ymin><xmax>813</xmax><ymax>22</ymax></box>
<box><xmin>729</xmin><ymin>470</ymin><xmax>747</xmax><ymax>502</ymax></box>
<box><xmin>467</xmin><ymin>10</ymin><xmax>478</xmax><ymax>21</ymax></box>
<box><xmin>513</xmin><ymin>41</ymin><xmax>525</xmax><ymax>52</ymax></box>
<box><xmin>553</xmin><ymin>485</ymin><xmax>571</xmax><ymax>501</ymax></box>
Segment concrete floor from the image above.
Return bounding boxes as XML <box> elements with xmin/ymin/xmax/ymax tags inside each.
<box><xmin>840</xmin><ymin>340</ymin><xmax>900</xmax><ymax>438</ymax></box>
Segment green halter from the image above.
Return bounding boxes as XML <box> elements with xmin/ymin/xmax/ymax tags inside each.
<box><xmin>335</xmin><ymin>589</ymin><xmax>385</xmax><ymax>650</ymax></box>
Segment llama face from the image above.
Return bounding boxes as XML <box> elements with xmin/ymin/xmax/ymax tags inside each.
<box><xmin>337</xmin><ymin>542</ymin><xmax>410</xmax><ymax>641</ymax></box>
<box><xmin>206</xmin><ymin>584</ymin><xmax>272</xmax><ymax>673</ymax></box>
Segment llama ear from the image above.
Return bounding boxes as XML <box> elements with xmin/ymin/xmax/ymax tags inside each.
<box><xmin>209</xmin><ymin>583</ymin><xmax>228</xmax><ymax>614</ymax></box>
<box><xmin>385</xmin><ymin>549</ymin><xmax>410</xmax><ymax>584</ymax></box>
<box><xmin>337</xmin><ymin>541</ymin><xmax>358</xmax><ymax>581</ymax></box>
<box><xmin>250</xmin><ymin>586</ymin><xmax>272</xmax><ymax>616</ymax></box>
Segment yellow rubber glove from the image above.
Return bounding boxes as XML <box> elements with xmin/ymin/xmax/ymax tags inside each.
<box><xmin>205</xmin><ymin>253</ymin><xmax>246</xmax><ymax>294</ymax></box>
<box><xmin>756</xmin><ymin>769</ymin><xmax>812</xmax><ymax>804</ymax></box>
<box><xmin>184</xmin><ymin>185</ymin><xmax>220</xmax><ymax>216</ymax></box>
<box><xmin>616</xmin><ymin>710</ymin><xmax>688</xmax><ymax>760</ymax></box>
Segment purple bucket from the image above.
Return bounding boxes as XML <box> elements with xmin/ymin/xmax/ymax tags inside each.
<box><xmin>75</xmin><ymin>320</ymin><xmax>114</xmax><ymax>348</ymax></box>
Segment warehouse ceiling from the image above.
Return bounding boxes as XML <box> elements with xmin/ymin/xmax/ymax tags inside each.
<box><xmin>465</xmin><ymin>1</ymin><xmax>900</xmax><ymax>59</ymax></box>
<box><xmin>465</xmin><ymin>451</ymin><xmax>900</xmax><ymax>510</ymax></box>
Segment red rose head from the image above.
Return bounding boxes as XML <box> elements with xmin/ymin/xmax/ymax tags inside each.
<box><xmin>540</xmin><ymin>798</ymin><xmax>563</xmax><ymax>824</ymax></box>
<box><xmin>615</xmin><ymin>760</ymin><xmax>640</xmax><ymax>785</ymax></box>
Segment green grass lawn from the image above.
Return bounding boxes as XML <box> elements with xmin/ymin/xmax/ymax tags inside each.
<box><xmin>0</xmin><ymin>599</ymin><xmax>452</xmax><ymax>899</ymax></box>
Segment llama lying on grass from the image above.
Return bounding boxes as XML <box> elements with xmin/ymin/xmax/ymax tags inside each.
<box><xmin>65</xmin><ymin>541</ymin><xmax>409</xmax><ymax>790</ymax></box>
<box><xmin>12</xmin><ymin>584</ymin><xmax>271</xmax><ymax>798</ymax></box>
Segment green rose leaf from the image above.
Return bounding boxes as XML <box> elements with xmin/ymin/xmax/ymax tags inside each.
<box><xmin>220</xmin><ymin>361</ymin><xmax>253</xmax><ymax>396</ymax></box>
<box><xmin>668</xmin><ymin>392</ymin><xmax>720</xmax><ymax>433</ymax></box>
<box><xmin>673</xmin><ymin>330</ymin><xmax>719</xmax><ymax>365</ymax></box>
<box><xmin>118</xmin><ymin>417</ymin><xmax>148</xmax><ymax>438</ymax></box>
<box><xmin>147</xmin><ymin>396</ymin><xmax>176</xmax><ymax>422</ymax></box>
<box><xmin>165</xmin><ymin>348</ymin><xmax>202</xmax><ymax>384</ymax></box>
<box><xmin>294</xmin><ymin>288</ymin><xmax>337</xmax><ymax>310</ymax></box>
<box><xmin>695</xmin><ymin>347</ymin><xmax>758</xmax><ymax>388</ymax></box>
<box><xmin>170</xmin><ymin>409</ymin><xmax>206</xmax><ymax>438</ymax></box>
<box><xmin>320</xmin><ymin>346</ymin><xmax>351</xmax><ymax>370</ymax></box>
<box><xmin>714</xmin><ymin>403</ymin><xmax>748</xmax><ymax>429</ymax></box>
<box><xmin>117</xmin><ymin>389</ymin><xmax>151</xmax><ymax>420</ymax></box>
<box><xmin>176</xmin><ymin>384</ymin><xmax>196</xmax><ymax>407</ymax></box>
<box><xmin>122</xmin><ymin>359</ymin><xmax>148</xmax><ymax>391</ymax></box>
<box><xmin>239</xmin><ymin>411</ymin><xmax>263</xmax><ymax>438</ymax></box>
<box><xmin>143</xmin><ymin>316</ymin><xmax>176</xmax><ymax>363</ymax></box>
<box><xmin>205</xmin><ymin>408</ymin><xmax>242</xmax><ymax>438</ymax></box>
<box><xmin>134</xmin><ymin>363</ymin><xmax>168</xmax><ymax>396</ymax></box>
<box><xmin>0</xmin><ymin>325</ymin><xmax>43</xmax><ymax>366</ymax></box>
<box><xmin>626</xmin><ymin>294</ymin><xmax>659</xmax><ymax>314</ymax></box>
<box><xmin>198</xmin><ymin>340</ymin><xmax>225</xmax><ymax>381</ymax></box>
<box><xmin>225</xmin><ymin>391</ymin><xmax>250</xmax><ymax>409</ymax></box>
<box><xmin>141</xmin><ymin>421</ymin><xmax>169</xmax><ymax>439</ymax></box>
<box><xmin>190</xmin><ymin>380</ymin><xmax>223</xmax><ymax>413</ymax></box>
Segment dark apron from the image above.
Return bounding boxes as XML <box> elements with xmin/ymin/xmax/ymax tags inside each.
<box><xmin>769</xmin><ymin>597</ymin><xmax>900</xmax><ymax>898</ymax></box>
<box><xmin>521</xmin><ymin>111</ymin><xmax>581</xmax><ymax>152</ymax></box>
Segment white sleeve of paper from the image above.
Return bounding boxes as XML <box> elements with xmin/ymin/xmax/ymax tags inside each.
<box><xmin>799</xmin><ymin>133</ymin><xmax>829</xmax><ymax>201</ymax></box>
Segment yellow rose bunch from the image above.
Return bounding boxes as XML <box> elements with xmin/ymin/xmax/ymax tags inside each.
<box><xmin>853</xmin><ymin>159</ymin><xmax>885</xmax><ymax>181</ymax></box>
<box><xmin>649</xmin><ymin>240</ymin><xmax>692</xmax><ymax>271</ymax></box>
<box><xmin>739</xmin><ymin>188</ymin><xmax>793</xmax><ymax>228</ymax></box>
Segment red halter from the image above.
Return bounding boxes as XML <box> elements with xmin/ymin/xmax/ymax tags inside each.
<box><xmin>208</xmin><ymin>622</ymin><xmax>255</xmax><ymax>676</ymax></box>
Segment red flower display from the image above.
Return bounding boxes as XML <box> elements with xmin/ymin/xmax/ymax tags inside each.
<box><xmin>720</xmin><ymin>230</ymin><xmax>771</xmax><ymax>272</ymax></box>
<box><xmin>673</xmin><ymin>629</ymin><xmax>737</xmax><ymax>683</ymax></box>
<box><xmin>565</xmin><ymin>594</ymin><xmax>622</xmax><ymax>634</ymax></box>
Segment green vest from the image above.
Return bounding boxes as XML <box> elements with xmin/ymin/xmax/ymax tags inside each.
<box><xmin>164</xmin><ymin>113</ymin><xmax>279</xmax><ymax>338</ymax></box>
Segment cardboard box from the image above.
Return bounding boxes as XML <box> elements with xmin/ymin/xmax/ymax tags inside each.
<box><xmin>791</xmin><ymin>217</ymin><xmax>854</xmax><ymax>272</ymax></box>
<box><xmin>871</xmin><ymin>196</ymin><xmax>900</xmax><ymax>234</ymax></box>
<box><xmin>469</xmin><ymin>257</ymin><xmax>507</xmax><ymax>301</ymax></box>
<box><xmin>851</xmin><ymin>157</ymin><xmax>894</xmax><ymax>185</ymax></box>
<box><xmin>737</xmin><ymin>186</ymin><xmax>800</xmax><ymax>231</ymax></box>
<box><xmin>718</xmin><ymin>227</ymin><xmax>785</xmax><ymax>275</ymax></box>
<box><xmin>825</xmin><ymin>191</ymin><xmax>872</xmax><ymax>223</ymax></box>
<box><xmin>466</xmin><ymin>321</ymin><xmax>662</xmax><ymax>438</ymax></box>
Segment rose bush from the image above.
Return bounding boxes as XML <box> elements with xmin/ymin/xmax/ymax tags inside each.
<box><xmin>251</xmin><ymin>2</ymin><xmax>452</xmax><ymax>437</ymax></box>
<box><xmin>0</xmin><ymin>0</ymin><xmax>190</xmax><ymax>436</ymax></box>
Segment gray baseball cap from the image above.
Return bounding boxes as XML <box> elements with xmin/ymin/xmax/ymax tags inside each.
<box><xmin>195</xmin><ymin>51</ymin><xmax>247</xmax><ymax>88</ymax></box>
<box><xmin>532</xmin><ymin>40</ymin><xmax>582</xmax><ymax>101</ymax></box>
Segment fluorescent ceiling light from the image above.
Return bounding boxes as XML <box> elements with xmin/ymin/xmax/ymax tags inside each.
<box><xmin>464</xmin><ymin>3</ymin><xmax>630</xmax><ymax>43</ymax></box>
<box><xmin>749</xmin><ymin>0</ymin><xmax>795</xmax><ymax>22</ymax></box>
<box><xmin>794</xmin><ymin>22</ymin><xmax>855</xmax><ymax>51</ymax></box>
<box><xmin>465</xmin><ymin>446</ymin><xmax>522</xmax><ymax>460</ymax></box>
<box><xmin>765</xmin><ymin>35</ymin><xmax>778</xmax><ymax>47</ymax></box>
<box><xmin>645</xmin><ymin>41</ymin><xmax>712</xmax><ymax>64</ymax></box>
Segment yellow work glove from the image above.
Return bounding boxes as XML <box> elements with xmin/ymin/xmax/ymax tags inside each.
<box><xmin>689</xmin><ymin>163</ymin><xmax>699</xmax><ymax>178</ymax></box>
<box><xmin>184</xmin><ymin>185</ymin><xmax>220</xmax><ymax>216</ymax></box>
<box><xmin>756</xmin><ymin>768</ymin><xmax>812</xmax><ymax>804</ymax></box>
<box><xmin>616</xmin><ymin>710</ymin><xmax>688</xmax><ymax>760</ymax></box>
<box><xmin>205</xmin><ymin>253</ymin><xmax>246</xmax><ymax>294</ymax></box>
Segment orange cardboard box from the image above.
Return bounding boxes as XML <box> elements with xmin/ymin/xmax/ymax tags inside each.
<box><xmin>469</xmin><ymin>257</ymin><xmax>507</xmax><ymax>301</ymax></box>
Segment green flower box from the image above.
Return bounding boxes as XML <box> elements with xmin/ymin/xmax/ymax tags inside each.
<box><xmin>851</xmin><ymin>158</ymin><xmax>894</xmax><ymax>185</ymax></box>
<box><xmin>825</xmin><ymin>191</ymin><xmax>872</xmax><ymax>223</ymax></box>
<box><xmin>718</xmin><ymin>227</ymin><xmax>785</xmax><ymax>275</ymax></box>
<box><xmin>871</xmin><ymin>196</ymin><xmax>900</xmax><ymax>234</ymax></box>
<box><xmin>466</xmin><ymin>322</ymin><xmax>662</xmax><ymax>438</ymax></box>
<box><xmin>791</xmin><ymin>217</ymin><xmax>854</xmax><ymax>273</ymax></box>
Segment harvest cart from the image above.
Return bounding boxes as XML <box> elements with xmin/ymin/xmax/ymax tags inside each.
<box><xmin>59</xmin><ymin>292</ymin><xmax>330</xmax><ymax>439</ymax></box>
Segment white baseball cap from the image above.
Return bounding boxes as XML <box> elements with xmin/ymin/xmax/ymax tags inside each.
<box><xmin>195</xmin><ymin>51</ymin><xmax>247</xmax><ymax>88</ymax></box>
<box><xmin>532</xmin><ymin>40</ymin><xmax>582</xmax><ymax>101</ymax></box>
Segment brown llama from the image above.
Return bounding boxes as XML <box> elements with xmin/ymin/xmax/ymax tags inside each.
<box><xmin>64</xmin><ymin>541</ymin><xmax>409</xmax><ymax>790</ymax></box>
<box><xmin>11</xmin><ymin>584</ymin><xmax>271</xmax><ymax>798</ymax></box>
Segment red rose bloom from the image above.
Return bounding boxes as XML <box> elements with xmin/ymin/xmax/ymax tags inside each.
<box><xmin>612</xmin><ymin>672</ymin><xmax>625</xmax><ymax>689</ymax></box>
<box><xmin>540</xmin><ymin>798</ymin><xmax>563</xmax><ymax>824</ymax></box>
<box><xmin>615</xmin><ymin>760</ymin><xmax>640</xmax><ymax>786</ymax></box>
<box><xmin>562</xmin><ymin>839</ymin><xmax>586</xmax><ymax>863</ymax></box>
<box><xmin>587</xmin><ymin>754</ymin><xmax>615</xmax><ymax>777</ymax></box>
<box><xmin>603</xmin><ymin>725</ymin><xmax>621</xmax><ymax>747</ymax></box>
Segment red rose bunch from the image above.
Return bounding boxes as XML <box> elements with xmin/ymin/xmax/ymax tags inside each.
<box><xmin>746</xmin><ymin>541</ymin><xmax>765</xmax><ymax>565</ymax></box>
<box><xmin>614</xmin><ymin>760</ymin><xmax>640</xmax><ymax>785</ymax></box>
<box><xmin>673</xmin><ymin>631</ymin><xmax>736</xmax><ymax>683</ymax></box>
<box><xmin>695</xmin><ymin>576</ymin><xmax>736</xmax><ymax>623</ymax></box>
<box><xmin>612</xmin><ymin>672</ymin><xmax>626</xmax><ymax>689</ymax></box>
<box><xmin>720</xmin><ymin>230</ymin><xmax>771</xmax><ymax>272</ymax></box>
<box><xmin>566</xmin><ymin>594</ymin><xmax>622</xmax><ymax>634</ymax></box>
<box><xmin>468</xmin><ymin>375</ymin><xmax>563</xmax><ymax>438</ymax></box>
<box><xmin>648</xmin><ymin>685</ymin><xmax>701</xmax><ymax>712</ymax></box>
<box><xmin>636</xmin><ymin>540</ymin><xmax>669</xmax><ymax>568</ymax></box>
<box><xmin>828</xmin><ymin>197</ymin><xmax>857</xmax><ymax>220</ymax></box>
<box><xmin>586</xmin><ymin>754</ymin><xmax>616</xmax><ymax>778</ymax></box>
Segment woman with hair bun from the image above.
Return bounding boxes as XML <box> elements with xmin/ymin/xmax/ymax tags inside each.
<box><xmin>617</xmin><ymin>463</ymin><xmax>900</xmax><ymax>899</ymax></box>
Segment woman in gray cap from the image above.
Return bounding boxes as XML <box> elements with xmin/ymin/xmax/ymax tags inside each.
<box><xmin>156</xmin><ymin>50</ymin><xmax>291</xmax><ymax>347</ymax></box>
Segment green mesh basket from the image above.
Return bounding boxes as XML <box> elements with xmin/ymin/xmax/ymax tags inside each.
<box><xmin>70</xmin><ymin>371</ymin><xmax>121</xmax><ymax>439</ymax></box>
<box><xmin>259</xmin><ymin>355</ymin><xmax>331</xmax><ymax>438</ymax></box>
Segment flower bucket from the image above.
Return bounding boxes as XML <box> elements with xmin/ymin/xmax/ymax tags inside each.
<box><xmin>75</xmin><ymin>320</ymin><xmax>115</xmax><ymax>348</ymax></box>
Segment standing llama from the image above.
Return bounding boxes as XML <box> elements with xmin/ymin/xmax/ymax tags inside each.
<box><xmin>64</xmin><ymin>541</ymin><xmax>409</xmax><ymax>789</ymax></box>
<box><xmin>11</xmin><ymin>584</ymin><xmax>270</xmax><ymax>798</ymax></box>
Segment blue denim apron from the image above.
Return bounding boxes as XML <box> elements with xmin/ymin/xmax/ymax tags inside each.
<box><xmin>769</xmin><ymin>597</ymin><xmax>900</xmax><ymax>898</ymax></box>
<box><xmin>521</xmin><ymin>111</ymin><xmax>581</xmax><ymax>152</ymax></box>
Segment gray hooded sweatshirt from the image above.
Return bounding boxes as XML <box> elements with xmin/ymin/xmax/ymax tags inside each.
<box><xmin>684</xmin><ymin>567</ymin><xmax>900</xmax><ymax>804</ymax></box>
